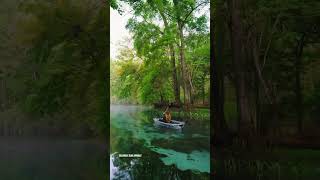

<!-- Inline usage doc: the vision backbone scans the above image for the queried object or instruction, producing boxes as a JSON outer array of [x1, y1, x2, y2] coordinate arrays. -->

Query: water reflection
[[110, 105, 210, 180], [0, 137, 107, 180]]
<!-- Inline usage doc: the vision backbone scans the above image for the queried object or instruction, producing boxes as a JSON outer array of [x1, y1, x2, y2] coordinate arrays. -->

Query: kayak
[[153, 118, 185, 129]]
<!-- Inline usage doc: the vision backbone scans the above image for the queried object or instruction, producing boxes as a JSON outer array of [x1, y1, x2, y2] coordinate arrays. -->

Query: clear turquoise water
[[110, 105, 210, 180]]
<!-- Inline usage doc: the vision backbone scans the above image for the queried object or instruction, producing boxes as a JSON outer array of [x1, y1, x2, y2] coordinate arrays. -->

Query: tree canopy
[[111, 0, 210, 107], [0, 0, 108, 137]]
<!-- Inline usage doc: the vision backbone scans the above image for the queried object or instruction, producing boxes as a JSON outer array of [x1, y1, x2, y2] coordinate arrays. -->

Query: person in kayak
[[163, 107, 172, 123]]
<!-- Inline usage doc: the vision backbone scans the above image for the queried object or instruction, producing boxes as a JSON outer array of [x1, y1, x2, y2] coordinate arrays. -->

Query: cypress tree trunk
[[295, 33, 305, 134], [172, 0, 190, 106], [158, 10, 181, 106], [170, 45, 181, 106], [178, 23, 190, 105], [212, 31, 228, 144], [212, 0, 228, 145], [228, 0, 253, 136]]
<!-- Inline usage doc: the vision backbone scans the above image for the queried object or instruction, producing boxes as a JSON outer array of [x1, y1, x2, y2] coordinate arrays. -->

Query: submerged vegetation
[[0, 0, 108, 137], [110, 105, 210, 179]]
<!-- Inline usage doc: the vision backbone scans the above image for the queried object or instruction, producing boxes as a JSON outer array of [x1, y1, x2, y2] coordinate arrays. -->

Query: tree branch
[[181, 0, 209, 26], [262, 14, 281, 71]]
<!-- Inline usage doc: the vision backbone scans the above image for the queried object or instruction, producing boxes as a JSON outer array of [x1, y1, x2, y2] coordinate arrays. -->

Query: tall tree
[[227, 0, 253, 135], [212, 0, 229, 143], [153, 1, 181, 106]]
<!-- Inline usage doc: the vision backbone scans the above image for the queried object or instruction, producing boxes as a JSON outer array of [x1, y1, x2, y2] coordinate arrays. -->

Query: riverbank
[[0, 106, 107, 138], [214, 147, 320, 179]]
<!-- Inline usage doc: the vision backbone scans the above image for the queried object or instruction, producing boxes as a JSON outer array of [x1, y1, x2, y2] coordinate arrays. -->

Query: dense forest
[[0, 0, 108, 137], [111, 0, 210, 108], [212, 0, 320, 179]]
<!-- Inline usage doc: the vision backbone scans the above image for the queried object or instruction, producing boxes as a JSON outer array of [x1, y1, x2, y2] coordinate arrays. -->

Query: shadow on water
[[0, 137, 107, 180], [110, 105, 210, 180]]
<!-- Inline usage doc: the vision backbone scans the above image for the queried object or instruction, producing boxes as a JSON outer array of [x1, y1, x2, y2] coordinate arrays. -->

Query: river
[[0, 137, 107, 180], [110, 105, 210, 180]]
